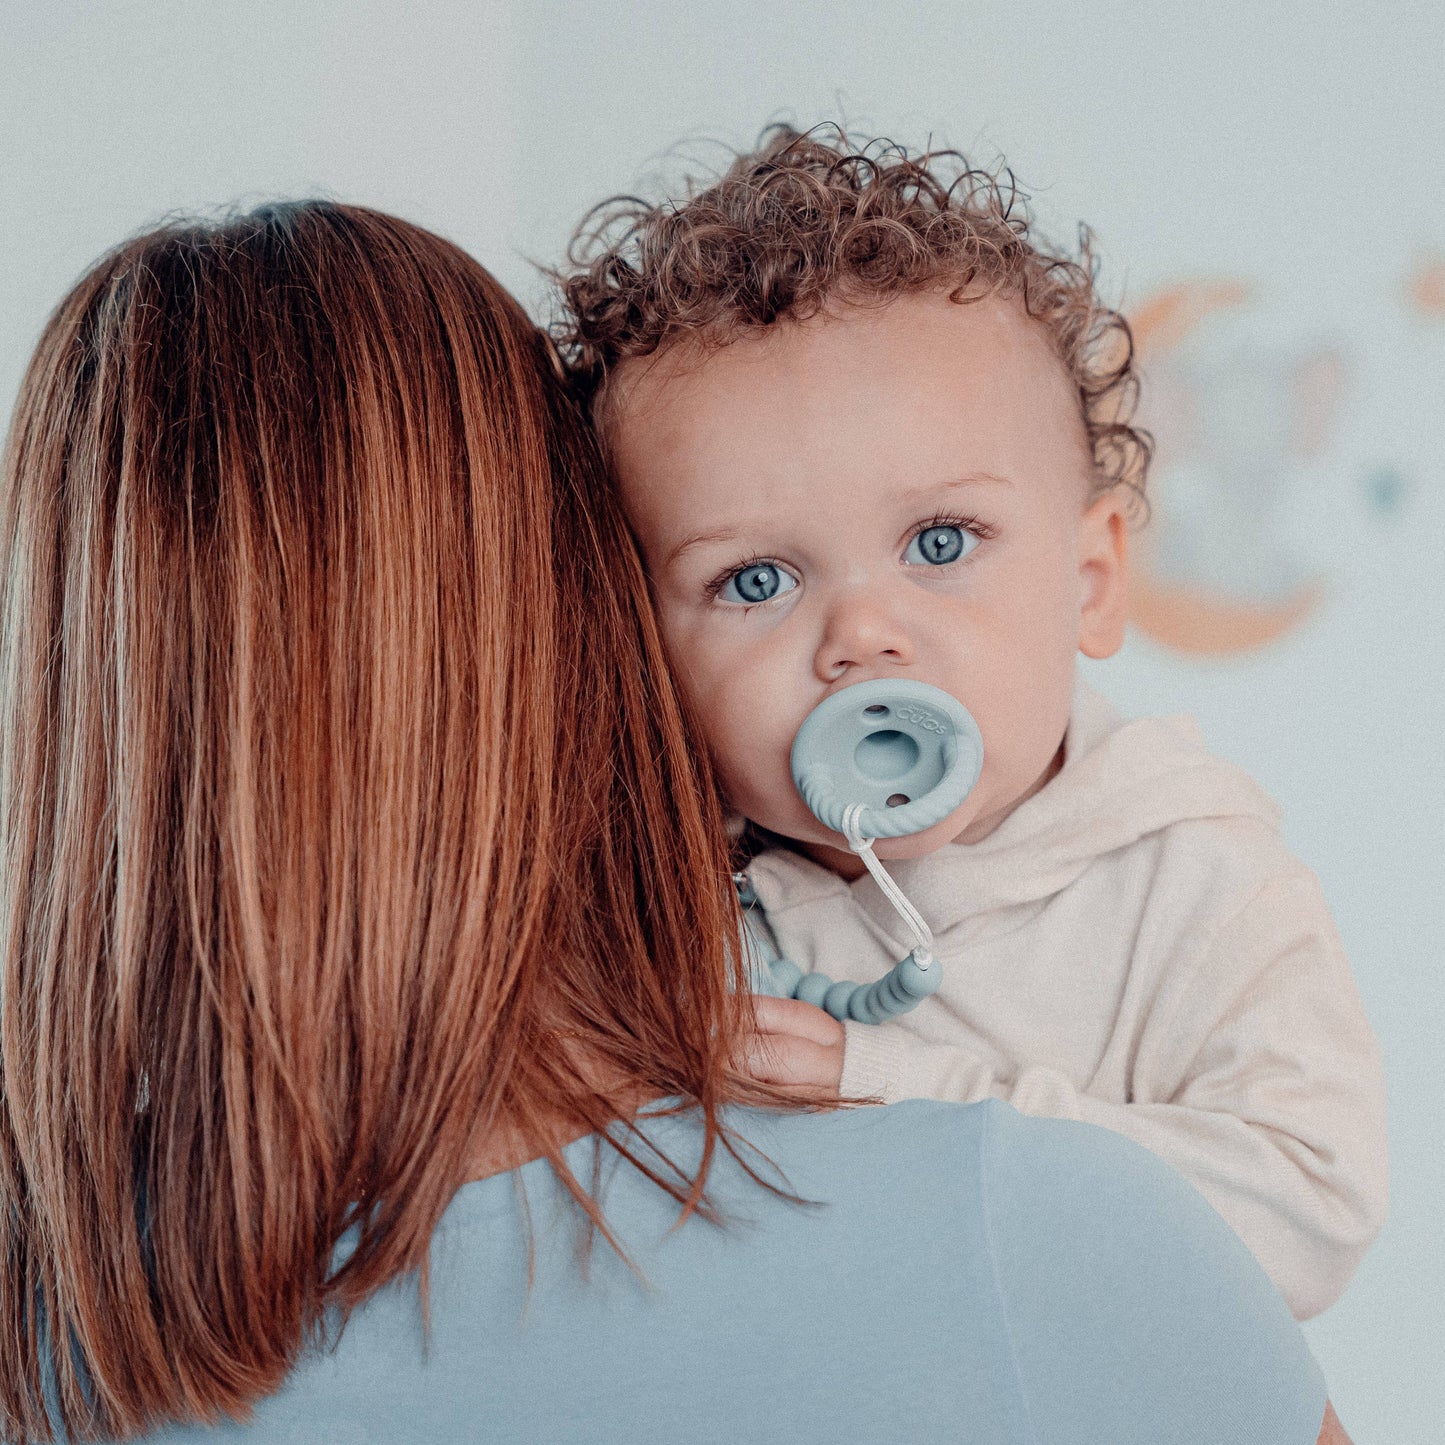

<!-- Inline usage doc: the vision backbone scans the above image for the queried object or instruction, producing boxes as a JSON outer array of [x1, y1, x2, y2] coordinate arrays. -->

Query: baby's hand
[[741, 995, 845, 1096]]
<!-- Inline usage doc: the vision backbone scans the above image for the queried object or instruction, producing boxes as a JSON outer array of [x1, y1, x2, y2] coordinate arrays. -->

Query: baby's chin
[[752, 802, 975, 877]]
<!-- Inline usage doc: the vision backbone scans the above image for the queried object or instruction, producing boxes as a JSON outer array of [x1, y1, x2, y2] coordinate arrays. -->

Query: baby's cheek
[[713, 700, 796, 807], [652, 600, 701, 665], [655, 614, 730, 714], [987, 680, 1072, 794], [660, 622, 806, 821]]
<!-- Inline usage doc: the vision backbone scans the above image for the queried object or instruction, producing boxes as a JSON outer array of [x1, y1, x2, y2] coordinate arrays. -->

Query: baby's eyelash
[[702, 553, 774, 601], [912, 511, 995, 544]]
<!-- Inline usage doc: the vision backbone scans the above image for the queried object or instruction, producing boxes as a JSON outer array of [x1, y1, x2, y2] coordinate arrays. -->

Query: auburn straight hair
[[0, 203, 752, 1440]]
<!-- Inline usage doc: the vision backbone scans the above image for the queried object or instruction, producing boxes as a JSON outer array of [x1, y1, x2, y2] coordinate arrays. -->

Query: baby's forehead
[[609, 291, 1077, 417], [605, 293, 1090, 514]]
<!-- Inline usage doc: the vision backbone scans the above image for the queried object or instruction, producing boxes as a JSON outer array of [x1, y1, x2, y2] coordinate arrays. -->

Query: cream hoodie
[[745, 681, 1387, 1320]]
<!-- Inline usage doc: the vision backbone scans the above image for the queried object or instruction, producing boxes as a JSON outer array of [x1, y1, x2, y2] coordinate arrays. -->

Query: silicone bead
[[896, 950, 942, 999], [794, 972, 833, 1008], [823, 980, 858, 1021], [889, 970, 921, 1010], [769, 957, 803, 997], [878, 981, 905, 1020], [877, 970, 911, 1010], [847, 987, 877, 1023], [861, 985, 892, 1023]]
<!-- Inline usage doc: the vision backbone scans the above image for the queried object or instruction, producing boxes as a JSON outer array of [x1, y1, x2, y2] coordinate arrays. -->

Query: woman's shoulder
[[140, 1099, 1324, 1444], [720, 1099, 1327, 1445], [710, 1094, 1152, 1190], [566, 1095, 1233, 1244], [966, 1103, 1327, 1445]]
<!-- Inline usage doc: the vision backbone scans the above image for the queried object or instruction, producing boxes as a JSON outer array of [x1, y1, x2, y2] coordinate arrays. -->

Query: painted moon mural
[[1411, 256, 1445, 315], [1127, 281, 1334, 657]]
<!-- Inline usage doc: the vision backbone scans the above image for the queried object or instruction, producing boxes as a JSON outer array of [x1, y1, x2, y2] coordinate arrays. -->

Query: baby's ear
[[1077, 489, 1130, 660]]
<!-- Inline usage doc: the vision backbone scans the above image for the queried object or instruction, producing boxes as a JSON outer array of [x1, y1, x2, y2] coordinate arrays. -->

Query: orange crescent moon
[[1410, 257, 1445, 315], [1128, 280, 1328, 656]]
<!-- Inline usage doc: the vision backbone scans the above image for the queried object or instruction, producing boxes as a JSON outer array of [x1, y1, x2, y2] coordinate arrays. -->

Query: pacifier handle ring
[[791, 681, 982, 840]]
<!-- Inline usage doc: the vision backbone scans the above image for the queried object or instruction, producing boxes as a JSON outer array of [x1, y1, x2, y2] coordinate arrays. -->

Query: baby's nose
[[813, 595, 916, 681]]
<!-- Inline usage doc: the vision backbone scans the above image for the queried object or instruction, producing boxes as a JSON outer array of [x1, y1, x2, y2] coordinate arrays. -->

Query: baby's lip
[[817, 673, 960, 705]]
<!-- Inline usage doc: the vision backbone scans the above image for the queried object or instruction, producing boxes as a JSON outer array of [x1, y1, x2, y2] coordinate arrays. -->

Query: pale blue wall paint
[[0, 0, 516, 420]]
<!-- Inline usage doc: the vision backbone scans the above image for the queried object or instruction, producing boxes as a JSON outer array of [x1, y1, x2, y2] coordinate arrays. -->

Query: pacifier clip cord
[[839, 803, 936, 969], [753, 809, 942, 1025]]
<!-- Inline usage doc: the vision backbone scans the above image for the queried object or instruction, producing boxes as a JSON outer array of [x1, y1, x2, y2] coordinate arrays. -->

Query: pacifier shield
[[790, 679, 983, 839]]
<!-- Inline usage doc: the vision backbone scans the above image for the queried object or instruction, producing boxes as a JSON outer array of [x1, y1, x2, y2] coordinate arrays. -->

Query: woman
[[0, 203, 1346, 1443]]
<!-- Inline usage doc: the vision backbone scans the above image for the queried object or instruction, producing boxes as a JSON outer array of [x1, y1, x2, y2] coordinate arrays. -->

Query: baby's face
[[609, 290, 1128, 871]]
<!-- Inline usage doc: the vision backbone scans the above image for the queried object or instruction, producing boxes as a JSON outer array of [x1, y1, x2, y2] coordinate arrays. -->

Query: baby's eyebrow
[[900, 471, 1016, 501], [663, 526, 746, 569], [661, 472, 1014, 569]]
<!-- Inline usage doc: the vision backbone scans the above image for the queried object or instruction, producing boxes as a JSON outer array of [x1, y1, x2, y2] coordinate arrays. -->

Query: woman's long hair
[[0, 203, 754, 1441]]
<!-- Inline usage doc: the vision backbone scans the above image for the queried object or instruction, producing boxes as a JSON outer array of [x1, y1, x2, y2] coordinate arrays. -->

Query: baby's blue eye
[[905, 524, 976, 567], [720, 562, 796, 604]]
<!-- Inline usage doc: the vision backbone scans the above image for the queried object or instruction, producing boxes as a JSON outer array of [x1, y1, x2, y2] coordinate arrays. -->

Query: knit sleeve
[[1073, 869, 1387, 1320], [840, 869, 1388, 1320]]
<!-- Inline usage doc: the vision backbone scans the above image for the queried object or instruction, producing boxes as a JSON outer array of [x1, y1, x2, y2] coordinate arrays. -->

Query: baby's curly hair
[[554, 124, 1150, 505]]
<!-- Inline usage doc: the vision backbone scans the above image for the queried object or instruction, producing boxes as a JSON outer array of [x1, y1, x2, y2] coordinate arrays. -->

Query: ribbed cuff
[[839, 1021, 910, 1104], [1009, 1065, 1084, 1120]]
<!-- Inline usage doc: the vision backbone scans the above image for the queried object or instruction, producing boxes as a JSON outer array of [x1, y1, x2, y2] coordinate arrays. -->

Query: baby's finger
[[751, 994, 846, 1046], [740, 1031, 843, 1093]]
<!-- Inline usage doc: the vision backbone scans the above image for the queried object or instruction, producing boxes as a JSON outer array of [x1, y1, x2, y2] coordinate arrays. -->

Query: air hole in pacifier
[[886, 793, 910, 807], [863, 704, 889, 716], [854, 728, 920, 781]]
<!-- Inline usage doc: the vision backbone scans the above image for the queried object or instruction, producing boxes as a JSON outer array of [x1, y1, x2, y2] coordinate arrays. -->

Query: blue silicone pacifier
[[739, 679, 983, 1025], [790, 678, 983, 841]]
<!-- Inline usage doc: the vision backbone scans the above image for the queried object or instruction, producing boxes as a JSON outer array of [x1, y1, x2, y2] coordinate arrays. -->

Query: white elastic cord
[[840, 803, 935, 968]]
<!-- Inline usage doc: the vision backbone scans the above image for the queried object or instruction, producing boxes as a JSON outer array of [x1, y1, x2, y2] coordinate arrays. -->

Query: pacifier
[[790, 678, 983, 842], [738, 679, 984, 1025]]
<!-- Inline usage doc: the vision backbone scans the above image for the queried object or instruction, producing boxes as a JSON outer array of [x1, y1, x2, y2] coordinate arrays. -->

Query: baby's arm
[[839, 869, 1387, 1321]]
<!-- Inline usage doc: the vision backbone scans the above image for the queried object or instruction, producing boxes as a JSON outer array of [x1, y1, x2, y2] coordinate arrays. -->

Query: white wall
[[1, 0, 515, 412], [4, 2, 1441, 1437]]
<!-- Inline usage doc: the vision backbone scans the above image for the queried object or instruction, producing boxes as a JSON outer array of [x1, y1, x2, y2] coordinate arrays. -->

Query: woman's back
[[143, 1100, 1324, 1444]]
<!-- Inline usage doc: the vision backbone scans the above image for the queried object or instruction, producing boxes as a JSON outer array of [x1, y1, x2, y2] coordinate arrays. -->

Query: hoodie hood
[[747, 679, 1282, 936]]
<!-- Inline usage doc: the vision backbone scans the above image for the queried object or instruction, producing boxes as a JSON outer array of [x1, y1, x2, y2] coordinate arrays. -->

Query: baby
[[554, 126, 1387, 1321]]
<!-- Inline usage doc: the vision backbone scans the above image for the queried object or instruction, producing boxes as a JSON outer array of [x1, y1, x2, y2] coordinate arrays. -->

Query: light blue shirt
[[140, 1098, 1325, 1443]]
